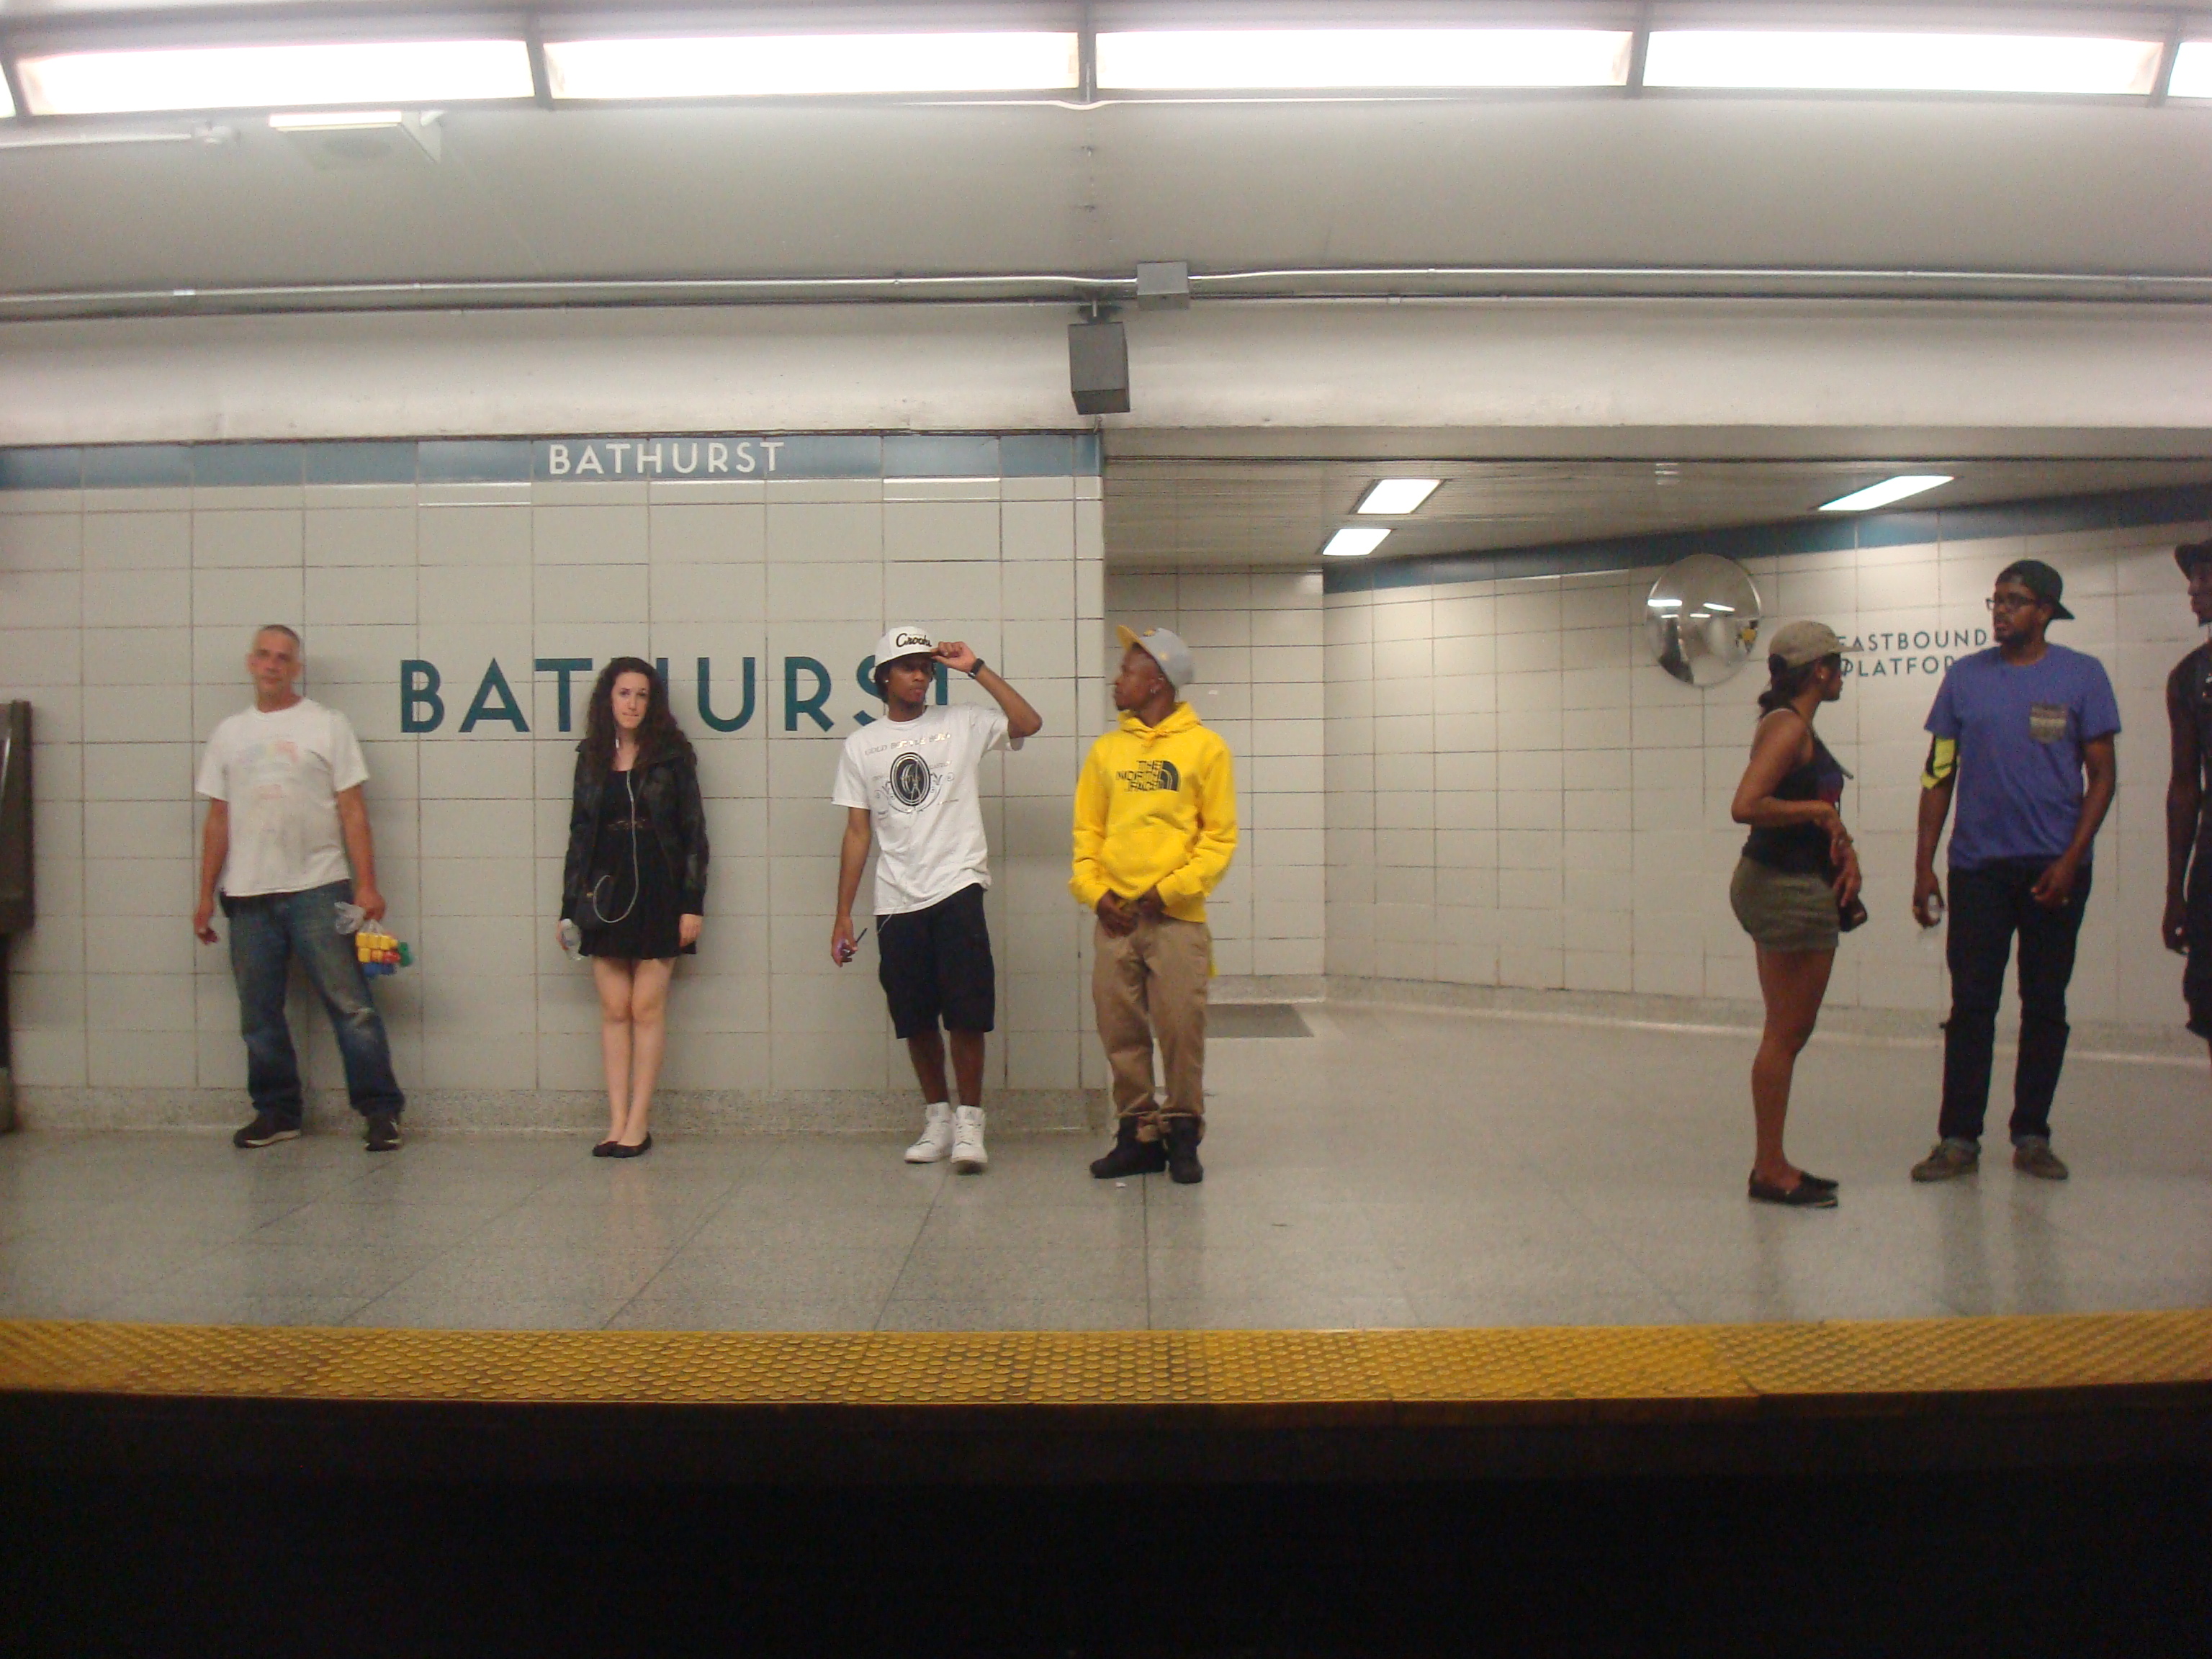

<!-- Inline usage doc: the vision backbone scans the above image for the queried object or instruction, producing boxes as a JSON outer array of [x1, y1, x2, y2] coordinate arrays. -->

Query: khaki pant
[[1092, 914, 1210, 1136]]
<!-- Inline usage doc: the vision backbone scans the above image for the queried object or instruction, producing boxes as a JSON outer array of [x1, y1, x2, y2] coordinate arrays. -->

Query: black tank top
[[1743, 721, 1848, 878]]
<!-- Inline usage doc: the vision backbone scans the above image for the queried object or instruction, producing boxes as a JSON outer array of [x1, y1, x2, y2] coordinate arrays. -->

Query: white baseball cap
[[1116, 624, 1195, 692], [871, 624, 938, 693]]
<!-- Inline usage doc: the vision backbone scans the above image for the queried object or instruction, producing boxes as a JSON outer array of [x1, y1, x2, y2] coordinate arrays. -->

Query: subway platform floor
[[1, 1003, 2206, 1334]]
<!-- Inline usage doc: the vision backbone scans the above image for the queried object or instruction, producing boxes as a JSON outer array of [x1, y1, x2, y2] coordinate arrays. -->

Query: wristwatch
[[966, 658, 987, 678]]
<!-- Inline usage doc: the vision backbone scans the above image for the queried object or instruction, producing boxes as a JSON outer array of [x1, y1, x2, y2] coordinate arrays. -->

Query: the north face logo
[[1115, 759, 1180, 793]]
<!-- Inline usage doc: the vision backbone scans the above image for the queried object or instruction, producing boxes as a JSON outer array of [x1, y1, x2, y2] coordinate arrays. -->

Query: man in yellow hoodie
[[1072, 625, 1238, 1184]]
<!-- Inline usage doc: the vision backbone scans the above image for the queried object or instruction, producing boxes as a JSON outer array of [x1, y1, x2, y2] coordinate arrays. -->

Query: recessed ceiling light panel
[[1097, 29, 1632, 91], [1356, 478, 1441, 515], [1817, 475, 1954, 513], [543, 32, 1080, 99], [1645, 31, 2163, 96], [17, 40, 534, 116], [2170, 42, 2212, 99], [269, 109, 405, 130], [1322, 527, 1392, 559]]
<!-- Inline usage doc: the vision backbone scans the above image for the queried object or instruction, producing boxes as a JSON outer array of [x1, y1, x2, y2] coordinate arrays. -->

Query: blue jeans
[[225, 880, 405, 1124]]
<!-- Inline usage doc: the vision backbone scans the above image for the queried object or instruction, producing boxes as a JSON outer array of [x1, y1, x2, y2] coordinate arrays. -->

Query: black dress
[[577, 769, 691, 960]]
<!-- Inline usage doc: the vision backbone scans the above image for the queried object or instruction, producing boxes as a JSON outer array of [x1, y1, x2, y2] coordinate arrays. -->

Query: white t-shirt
[[194, 698, 370, 898], [832, 703, 1016, 917]]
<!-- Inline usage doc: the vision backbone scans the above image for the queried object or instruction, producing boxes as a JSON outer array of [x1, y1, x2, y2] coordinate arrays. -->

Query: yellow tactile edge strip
[[1, 1311, 2208, 1415]]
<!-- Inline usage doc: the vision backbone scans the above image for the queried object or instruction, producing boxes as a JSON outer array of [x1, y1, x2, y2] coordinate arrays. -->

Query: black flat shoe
[[592, 1140, 619, 1157], [608, 1134, 653, 1159], [1749, 1175, 1837, 1208], [1795, 1171, 1839, 1192]]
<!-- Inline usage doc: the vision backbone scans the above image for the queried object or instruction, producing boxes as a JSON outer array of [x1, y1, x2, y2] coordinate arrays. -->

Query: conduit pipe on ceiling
[[7, 265, 2212, 323]]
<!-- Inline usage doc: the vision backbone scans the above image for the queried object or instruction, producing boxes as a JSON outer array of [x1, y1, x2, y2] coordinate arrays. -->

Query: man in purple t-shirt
[[1910, 561, 2120, 1184]]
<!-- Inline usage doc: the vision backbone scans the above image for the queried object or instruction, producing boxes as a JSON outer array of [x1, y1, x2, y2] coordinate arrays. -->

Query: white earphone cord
[[588, 768, 642, 926]]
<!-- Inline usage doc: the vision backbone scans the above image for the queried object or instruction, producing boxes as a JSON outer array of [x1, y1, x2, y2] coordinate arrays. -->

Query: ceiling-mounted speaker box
[[1069, 320, 1130, 415]]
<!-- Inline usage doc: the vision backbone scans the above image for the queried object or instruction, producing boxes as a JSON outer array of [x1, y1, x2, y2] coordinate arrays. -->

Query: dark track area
[[7, 1465, 2209, 1657]]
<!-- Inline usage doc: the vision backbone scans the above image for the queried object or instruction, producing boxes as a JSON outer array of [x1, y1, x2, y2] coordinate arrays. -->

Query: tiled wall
[[1100, 569, 1326, 984], [1323, 521, 2205, 1033], [1, 467, 1107, 1126]]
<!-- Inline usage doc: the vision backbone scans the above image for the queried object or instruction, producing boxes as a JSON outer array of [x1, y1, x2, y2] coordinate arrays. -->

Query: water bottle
[[557, 917, 584, 958], [1919, 890, 1945, 956]]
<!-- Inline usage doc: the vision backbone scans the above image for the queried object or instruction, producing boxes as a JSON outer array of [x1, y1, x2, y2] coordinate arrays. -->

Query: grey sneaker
[[1911, 1138, 1980, 1182], [2012, 1140, 2069, 1181]]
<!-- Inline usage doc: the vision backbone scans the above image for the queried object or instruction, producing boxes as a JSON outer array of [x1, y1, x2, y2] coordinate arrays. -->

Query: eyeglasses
[[1985, 593, 2044, 613]]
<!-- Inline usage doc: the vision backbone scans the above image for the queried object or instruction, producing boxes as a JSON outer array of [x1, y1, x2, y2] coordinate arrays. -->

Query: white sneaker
[[904, 1102, 954, 1164], [950, 1105, 988, 1174]]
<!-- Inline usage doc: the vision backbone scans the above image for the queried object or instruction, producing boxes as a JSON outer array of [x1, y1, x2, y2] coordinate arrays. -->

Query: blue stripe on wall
[[0, 433, 1103, 490]]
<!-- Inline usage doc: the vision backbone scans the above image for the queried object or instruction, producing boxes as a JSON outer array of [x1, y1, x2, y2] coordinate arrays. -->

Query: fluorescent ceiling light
[[1645, 31, 2162, 95], [1817, 474, 1954, 513], [0, 74, 13, 120], [1356, 478, 1441, 515], [2171, 42, 2212, 99], [544, 32, 1079, 99], [269, 109, 404, 130], [17, 40, 532, 117], [1322, 527, 1391, 559], [1097, 29, 1631, 91]]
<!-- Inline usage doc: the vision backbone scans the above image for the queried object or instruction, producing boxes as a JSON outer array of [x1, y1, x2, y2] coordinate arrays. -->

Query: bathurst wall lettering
[[398, 656, 947, 736]]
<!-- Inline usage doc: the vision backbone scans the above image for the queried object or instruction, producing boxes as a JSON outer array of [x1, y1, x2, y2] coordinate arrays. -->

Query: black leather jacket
[[561, 746, 709, 921]]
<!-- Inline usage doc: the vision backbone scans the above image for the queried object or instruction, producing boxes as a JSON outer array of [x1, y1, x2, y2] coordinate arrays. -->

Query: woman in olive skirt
[[558, 658, 708, 1157], [1727, 621, 1861, 1208]]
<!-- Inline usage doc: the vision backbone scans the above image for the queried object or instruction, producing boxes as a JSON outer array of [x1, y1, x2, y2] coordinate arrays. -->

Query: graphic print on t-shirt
[[831, 703, 1015, 915], [194, 700, 370, 898], [887, 748, 943, 813]]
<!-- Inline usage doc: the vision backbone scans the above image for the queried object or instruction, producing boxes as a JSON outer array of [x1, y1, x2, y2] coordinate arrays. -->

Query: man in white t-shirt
[[831, 625, 1043, 1172], [193, 625, 406, 1152]]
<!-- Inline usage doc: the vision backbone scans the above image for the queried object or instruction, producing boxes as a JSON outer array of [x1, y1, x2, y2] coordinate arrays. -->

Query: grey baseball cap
[[1765, 619, 1844, 669], [1116, 624, 1195, 692]]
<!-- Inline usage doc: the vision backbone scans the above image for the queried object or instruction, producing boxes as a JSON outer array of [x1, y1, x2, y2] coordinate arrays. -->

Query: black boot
[[1089, 1117, 1166, 1179], [1162, 1116, 1205, 1185]]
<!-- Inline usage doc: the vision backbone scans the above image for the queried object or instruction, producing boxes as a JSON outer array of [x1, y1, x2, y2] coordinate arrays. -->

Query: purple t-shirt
[[1925, 644, 2121, 871]]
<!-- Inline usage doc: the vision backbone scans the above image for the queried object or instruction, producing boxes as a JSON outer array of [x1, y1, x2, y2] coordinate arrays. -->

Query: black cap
[[1995, 559, 2073, 622], [2177, 539, 2212, 575]]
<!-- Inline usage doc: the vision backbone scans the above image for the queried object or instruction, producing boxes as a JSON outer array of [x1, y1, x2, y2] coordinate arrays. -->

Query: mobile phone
[[836, 925, 870, 964]]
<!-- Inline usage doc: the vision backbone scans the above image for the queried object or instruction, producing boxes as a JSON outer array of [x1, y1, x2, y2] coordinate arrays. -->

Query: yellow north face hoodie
[[1070, 702, 1238, 923]]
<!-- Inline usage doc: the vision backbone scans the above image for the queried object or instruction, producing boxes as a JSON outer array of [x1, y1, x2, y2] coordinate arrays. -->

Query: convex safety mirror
[[1645, 554, 1763, 686]]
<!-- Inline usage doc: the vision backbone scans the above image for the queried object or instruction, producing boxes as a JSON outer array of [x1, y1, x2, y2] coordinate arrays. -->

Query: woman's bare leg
[[1751, 945, 1835, 1188], [593, 957, 637, 1142], [619, 958, 674, 1146]]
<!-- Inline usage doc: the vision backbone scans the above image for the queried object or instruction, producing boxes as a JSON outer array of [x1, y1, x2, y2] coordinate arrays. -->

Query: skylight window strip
[[541, 32, 1081, 100], [15, 39, 534, 117], [1644, 30, 2164, 96], [1095, 29, 1633, 91]]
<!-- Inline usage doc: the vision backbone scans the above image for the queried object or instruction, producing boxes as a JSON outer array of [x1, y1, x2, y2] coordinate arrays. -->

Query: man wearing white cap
[[1074, 625, 1238, 1184], [832, 626, 1043, 1172]]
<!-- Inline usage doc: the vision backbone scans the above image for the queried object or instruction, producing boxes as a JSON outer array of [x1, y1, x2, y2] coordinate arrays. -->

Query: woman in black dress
[[558, 658, 708, 1157]]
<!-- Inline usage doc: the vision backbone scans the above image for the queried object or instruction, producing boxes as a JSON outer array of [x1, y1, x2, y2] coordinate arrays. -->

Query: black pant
[[1938, 858, 2092, 1146]]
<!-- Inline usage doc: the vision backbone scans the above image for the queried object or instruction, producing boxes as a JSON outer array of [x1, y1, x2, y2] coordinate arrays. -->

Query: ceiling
[[1100, 457, 2212, 567], [6, 67, 2212, 300]]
